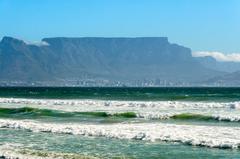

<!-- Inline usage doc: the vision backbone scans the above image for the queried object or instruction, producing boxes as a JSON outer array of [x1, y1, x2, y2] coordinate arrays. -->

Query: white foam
[[0, 143, 39, 159], [1, 98, 240, 122], [0, 143, 97, 159], [0, 119, 240, 149], [0, 98, 238, 109]]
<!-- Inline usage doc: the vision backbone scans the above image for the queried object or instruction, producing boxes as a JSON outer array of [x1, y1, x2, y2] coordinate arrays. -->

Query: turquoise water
[[1, 128, 240, 159], [0, 87, 240, 158]]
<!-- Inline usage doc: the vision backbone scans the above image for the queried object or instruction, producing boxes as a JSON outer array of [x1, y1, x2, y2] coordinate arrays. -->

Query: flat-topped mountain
[[0, 36, 221, 86]]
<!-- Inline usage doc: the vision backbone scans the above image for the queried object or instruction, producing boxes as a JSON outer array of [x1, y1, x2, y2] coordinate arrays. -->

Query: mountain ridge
[[196, 56, 240, 73], [0, 36, 222, 86]]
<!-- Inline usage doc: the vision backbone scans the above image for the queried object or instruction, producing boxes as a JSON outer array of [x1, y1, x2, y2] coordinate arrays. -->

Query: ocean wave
[[1, 119, 240, 149], [1, 98, 240, 110], [0, 107, 136, 119], [1, 106, 240, 122], [0, 144, 97, 159], [1, 98, 240, 122]]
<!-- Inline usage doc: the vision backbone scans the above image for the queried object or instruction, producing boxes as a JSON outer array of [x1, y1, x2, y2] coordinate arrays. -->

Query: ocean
[[0, 87, 240, 159]]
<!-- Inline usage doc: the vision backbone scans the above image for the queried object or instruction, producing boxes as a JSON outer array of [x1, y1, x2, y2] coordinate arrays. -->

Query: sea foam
[[0, 98, 239, 109], [0, 119, 240, 149], [1, 98, 240, 122], [0, 143, 97, 159]]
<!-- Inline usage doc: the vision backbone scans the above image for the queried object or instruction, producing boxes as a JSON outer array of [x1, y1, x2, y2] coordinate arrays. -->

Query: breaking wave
[[0, 107, 137, 119], [0, 144, 97, 159], [0, 119, 240, 149], [0, 106, 240, 122], [1, 98, 240, 109]]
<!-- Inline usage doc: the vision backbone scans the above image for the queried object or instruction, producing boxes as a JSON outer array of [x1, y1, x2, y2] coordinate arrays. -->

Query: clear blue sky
[[0, 0, 239, 52]]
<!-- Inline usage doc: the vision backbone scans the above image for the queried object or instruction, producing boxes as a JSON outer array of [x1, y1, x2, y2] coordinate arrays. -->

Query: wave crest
[[0, 119, 240, 149]]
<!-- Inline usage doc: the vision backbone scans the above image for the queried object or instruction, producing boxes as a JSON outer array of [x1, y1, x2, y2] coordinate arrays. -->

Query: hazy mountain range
[[196, 56, 240, 73], [0, 36, 239, 86], [204, 71, 240, 85]]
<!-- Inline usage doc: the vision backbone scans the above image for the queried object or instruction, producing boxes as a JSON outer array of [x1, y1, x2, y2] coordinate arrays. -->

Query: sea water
[[0, 87, 240, 158]]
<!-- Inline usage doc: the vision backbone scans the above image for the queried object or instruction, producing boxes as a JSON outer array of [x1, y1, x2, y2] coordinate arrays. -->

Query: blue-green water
[[0, 87, 240, 158], [1, 128, 240, 159], [1, 87, 240, 101]]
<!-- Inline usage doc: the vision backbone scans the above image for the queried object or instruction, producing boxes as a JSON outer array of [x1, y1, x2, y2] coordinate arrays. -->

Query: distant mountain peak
[[1, 36, 26, 46]]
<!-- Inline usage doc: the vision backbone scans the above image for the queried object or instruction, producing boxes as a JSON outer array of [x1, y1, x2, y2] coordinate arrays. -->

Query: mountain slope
[[205, 71, 240, 86], [0, 36, 221, 85], [196, 56, 240, 73]]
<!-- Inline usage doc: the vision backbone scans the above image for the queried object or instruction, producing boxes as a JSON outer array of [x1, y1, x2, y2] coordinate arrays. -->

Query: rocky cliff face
[[0, 36, 221, 84]]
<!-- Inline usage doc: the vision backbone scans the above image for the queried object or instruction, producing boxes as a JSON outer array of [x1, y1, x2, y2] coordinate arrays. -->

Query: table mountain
[[0, 36, 221, 85]]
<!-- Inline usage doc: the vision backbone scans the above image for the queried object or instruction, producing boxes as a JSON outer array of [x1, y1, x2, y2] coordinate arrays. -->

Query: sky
[[0, 0, 240, 55]]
